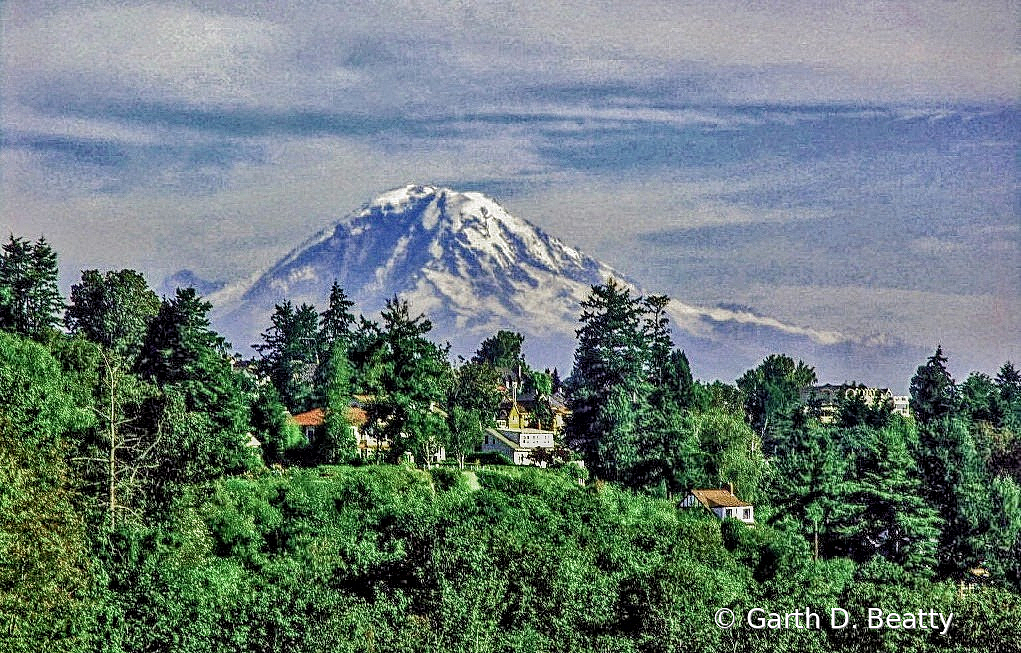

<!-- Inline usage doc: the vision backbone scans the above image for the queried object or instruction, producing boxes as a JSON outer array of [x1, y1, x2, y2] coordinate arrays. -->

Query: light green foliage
[[249, 381, 304, 464], [682, 407, 764, 501], [446, 358, 501, 468], [0, 332, 99, 651], [54, 336, 160, 533]]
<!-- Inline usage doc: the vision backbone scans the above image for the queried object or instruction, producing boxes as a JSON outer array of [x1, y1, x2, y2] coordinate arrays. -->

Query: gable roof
[[292, 408, 325, 427], [690, 489, 752, 509], [291, 406, 368, 428]]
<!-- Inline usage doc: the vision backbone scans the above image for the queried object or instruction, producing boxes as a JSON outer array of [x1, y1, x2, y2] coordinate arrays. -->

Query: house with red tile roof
[[290, 405, 370, 450]]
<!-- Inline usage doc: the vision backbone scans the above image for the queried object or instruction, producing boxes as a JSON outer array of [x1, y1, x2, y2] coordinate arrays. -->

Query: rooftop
[[690, 488, 752, 509]]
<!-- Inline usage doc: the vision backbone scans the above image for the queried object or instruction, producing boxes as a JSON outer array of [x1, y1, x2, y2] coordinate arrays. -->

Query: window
[[743, 508, 751, 520]]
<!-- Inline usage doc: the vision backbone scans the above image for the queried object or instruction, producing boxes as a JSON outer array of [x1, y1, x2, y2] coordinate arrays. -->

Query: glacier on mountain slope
[[210, 184, 920, 384]]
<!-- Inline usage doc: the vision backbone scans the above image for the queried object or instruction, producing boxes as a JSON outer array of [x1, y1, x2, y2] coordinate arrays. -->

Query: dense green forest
[[2, 235, 1020, 652]]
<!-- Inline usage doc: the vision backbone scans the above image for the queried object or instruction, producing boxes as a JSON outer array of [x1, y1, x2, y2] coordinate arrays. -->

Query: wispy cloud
[[1, 1, 1017, 384]]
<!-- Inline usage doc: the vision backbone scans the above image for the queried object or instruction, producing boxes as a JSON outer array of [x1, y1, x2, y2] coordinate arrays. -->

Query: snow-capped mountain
[[210, 185, 921, 383]]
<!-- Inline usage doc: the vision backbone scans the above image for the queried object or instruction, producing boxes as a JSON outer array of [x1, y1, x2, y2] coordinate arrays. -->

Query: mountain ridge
[[207, 184, 922, 386]]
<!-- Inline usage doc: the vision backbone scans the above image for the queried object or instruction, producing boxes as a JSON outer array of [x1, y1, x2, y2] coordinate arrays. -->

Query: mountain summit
[[210, 184, 920, 382], [216, 185, 615, 352]]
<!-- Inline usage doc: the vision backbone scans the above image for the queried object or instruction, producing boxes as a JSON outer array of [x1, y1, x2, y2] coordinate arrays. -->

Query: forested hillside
[[2, 234, 1020, 652]]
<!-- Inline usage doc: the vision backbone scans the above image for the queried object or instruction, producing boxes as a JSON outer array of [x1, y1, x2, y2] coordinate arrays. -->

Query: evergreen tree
[[986, 474, 1021, 589], [643, 294, 673, 390], [567, 279, 651, 484], [361, 297, 451, 464], [136, 288, 229, 388], [996, 362, 1021, 432], [960, 372, 1004, 426], [766, 421, 851, 561], [319, 281, 357, 352], [834, 422, 941, 572], [65, 268, 160, 359], [314, 281, 358, 405], [909, 345, 957, 425], [0, 235, 64, 339], [321, 342, 357, 463], [917, 417, 996, 574], [837, 389, 893, 430], [136, 288, 256, 490], [255, 301, 320, 412]]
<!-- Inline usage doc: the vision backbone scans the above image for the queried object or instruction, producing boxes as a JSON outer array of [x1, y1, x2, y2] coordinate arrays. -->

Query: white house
[[680, 487, 755, 524], [481, 427, 556, 466], [800, 383, 900, 423]]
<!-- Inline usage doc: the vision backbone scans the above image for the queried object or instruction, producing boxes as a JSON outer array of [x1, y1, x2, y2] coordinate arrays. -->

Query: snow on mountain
[[210, 184, 921, 384]]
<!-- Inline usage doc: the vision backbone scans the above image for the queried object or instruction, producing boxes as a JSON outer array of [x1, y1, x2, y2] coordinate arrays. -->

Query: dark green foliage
[[467, 451, 514, 466], [765, 420, 851, 560], [66, 269, 160, 359], [567, 279, 653, 484], [86, 466, 1015, 653], [917, 417, 996, 574], [255, 301, 321, 412], [136, 288, 230, 388], [136, 288, 258, 492], [836, 389, 893, 430], [359, 297, 452, 464], [321, 343, 357, 463], [0, 235, 64, 339], [472, 329, 527, 371], [909, 345, 958, 425], [736, 354, 817, 449], [318, 280, 356, 354], [997, 362, 1021, 432], [832, 423, 941, 572]]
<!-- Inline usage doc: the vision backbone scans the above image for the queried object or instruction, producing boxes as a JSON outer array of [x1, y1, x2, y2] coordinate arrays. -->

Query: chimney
[[728, 482, 734, 495]]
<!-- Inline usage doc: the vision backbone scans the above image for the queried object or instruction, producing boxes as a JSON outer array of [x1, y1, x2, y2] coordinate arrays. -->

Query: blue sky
[[2, 1, 1018, 385]]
